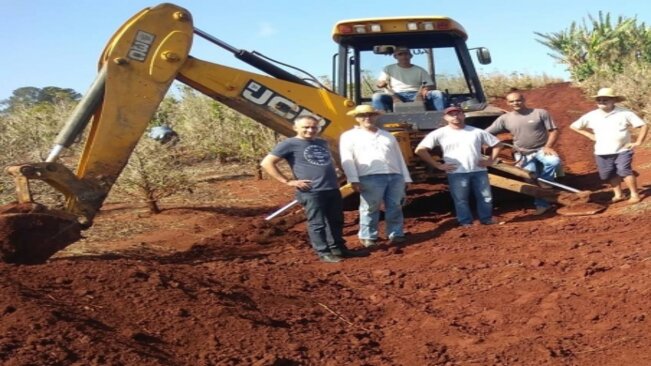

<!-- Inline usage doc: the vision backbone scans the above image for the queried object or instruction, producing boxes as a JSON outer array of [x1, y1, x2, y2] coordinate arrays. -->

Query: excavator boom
[[1, 4, 357, 263], [10, 4, 356, 224]]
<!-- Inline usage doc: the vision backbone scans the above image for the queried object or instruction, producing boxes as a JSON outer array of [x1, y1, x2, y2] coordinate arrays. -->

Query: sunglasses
[[596, 98, 613, 103]]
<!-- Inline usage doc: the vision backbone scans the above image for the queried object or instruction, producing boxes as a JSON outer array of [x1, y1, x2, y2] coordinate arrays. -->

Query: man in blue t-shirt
[[261, 116, 364, 263]]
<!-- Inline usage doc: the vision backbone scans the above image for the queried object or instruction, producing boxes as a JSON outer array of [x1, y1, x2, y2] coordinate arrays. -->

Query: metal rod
[[193, 27, 239, 53], [47, 65, 107, 162], [193, 27, 310, 87], [538, 177, 581, 193], [264, 199, 299, 221]]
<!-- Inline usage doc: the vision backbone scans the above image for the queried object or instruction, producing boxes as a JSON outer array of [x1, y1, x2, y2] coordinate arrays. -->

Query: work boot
[[360, 239, 377, 248], [318, 253, 343, 263], [331, 247, 368, 258]]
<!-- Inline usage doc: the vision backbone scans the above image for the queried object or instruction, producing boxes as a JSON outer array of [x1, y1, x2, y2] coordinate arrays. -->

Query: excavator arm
[[1, 3, 357, 263]]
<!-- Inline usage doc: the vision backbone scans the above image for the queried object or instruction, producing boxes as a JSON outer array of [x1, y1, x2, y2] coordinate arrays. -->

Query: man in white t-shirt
[[340, 105, 413, 247], [372, 47, 445, 112], [570, 88, 648, 204], [415, 106, 502, 227]]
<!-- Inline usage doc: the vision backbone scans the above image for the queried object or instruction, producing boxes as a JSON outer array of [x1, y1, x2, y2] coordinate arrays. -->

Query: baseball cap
[[443, 106, 463, 114]]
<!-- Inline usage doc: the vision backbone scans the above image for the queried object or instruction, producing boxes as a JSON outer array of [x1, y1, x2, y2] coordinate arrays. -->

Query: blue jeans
[[515, 150, 561, 208], [358, 174, 406, 240], [295, 189, 345, 256], [372, 90, 445, 111], [447, 171, 493, 225]]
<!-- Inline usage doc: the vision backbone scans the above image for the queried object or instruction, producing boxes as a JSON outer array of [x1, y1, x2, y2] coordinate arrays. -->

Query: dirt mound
[[2, 83, 651, 365]]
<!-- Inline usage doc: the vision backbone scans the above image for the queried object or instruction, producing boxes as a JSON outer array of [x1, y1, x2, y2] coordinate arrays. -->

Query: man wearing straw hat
[[570, 87, 648, 204], [340, 105, 413, 247]]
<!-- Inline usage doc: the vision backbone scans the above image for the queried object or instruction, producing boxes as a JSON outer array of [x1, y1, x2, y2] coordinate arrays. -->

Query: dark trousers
[[296, 189, 346, 255]]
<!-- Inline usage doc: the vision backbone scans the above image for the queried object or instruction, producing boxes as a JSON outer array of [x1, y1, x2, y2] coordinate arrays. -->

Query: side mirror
[[476, 47, 492, 65]]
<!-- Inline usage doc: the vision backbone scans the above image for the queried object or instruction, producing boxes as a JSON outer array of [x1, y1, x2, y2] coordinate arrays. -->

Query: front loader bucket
[[554, 191, 606, 215], [556, 202, 606, 216], [0, 203, 82, 264], [488, 162, 607, 216]]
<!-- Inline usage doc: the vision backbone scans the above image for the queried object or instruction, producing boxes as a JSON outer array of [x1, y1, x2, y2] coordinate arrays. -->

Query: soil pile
[[2, 83, 651, 365]]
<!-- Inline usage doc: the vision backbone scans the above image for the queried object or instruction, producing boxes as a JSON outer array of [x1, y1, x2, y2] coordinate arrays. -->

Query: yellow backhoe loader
[[0, 3, 600, 264]]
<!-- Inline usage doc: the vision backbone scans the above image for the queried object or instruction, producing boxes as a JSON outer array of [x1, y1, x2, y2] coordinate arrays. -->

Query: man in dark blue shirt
[[261, 116, 363, 263]]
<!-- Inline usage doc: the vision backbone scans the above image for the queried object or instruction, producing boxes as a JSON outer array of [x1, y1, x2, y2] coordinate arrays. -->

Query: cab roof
[[332, 16, 468, 44]]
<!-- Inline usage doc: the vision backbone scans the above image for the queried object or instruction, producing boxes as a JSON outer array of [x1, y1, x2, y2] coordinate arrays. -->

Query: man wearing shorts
[[570, 88, 648, 204]]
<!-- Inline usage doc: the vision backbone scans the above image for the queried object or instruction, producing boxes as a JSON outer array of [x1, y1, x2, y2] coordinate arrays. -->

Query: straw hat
[[346, 105, 382, 117], [591, 88, 626, 102]]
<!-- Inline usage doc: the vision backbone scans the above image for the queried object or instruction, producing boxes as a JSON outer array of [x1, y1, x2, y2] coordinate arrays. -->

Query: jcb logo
[[127, 31, 155, 62], [241, 81, 330, 129]]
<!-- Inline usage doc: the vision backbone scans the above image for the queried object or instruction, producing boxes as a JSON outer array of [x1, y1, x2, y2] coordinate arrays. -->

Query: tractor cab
[[332, 16, 499, 131]]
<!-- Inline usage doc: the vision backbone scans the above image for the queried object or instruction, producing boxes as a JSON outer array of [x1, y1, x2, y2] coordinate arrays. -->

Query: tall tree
[[1, 86, 81, 112]]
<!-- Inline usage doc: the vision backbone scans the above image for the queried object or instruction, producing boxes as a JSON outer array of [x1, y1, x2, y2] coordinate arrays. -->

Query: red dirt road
[[2, 83, 651, 365]]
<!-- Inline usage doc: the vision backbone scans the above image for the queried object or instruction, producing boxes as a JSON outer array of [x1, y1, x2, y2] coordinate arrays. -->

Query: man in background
[[570, 87, 648, 204], [372, 47, 445, 112], [486, 92, 561, 215]]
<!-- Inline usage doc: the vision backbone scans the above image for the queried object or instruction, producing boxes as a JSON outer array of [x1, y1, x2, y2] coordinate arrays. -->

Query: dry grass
[[578, 61, 651, 118]]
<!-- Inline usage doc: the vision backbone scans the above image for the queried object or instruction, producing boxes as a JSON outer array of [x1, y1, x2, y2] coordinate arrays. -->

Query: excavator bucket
[[555, 191, 606, 215], [556, 202, 606, 216], [538, 179, 607, 215], [488, 162, 607, 216], [0, 203, 82, 264]]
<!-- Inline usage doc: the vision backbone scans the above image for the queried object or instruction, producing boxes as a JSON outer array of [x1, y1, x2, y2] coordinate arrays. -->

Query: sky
[[1, 0, 650, 101]]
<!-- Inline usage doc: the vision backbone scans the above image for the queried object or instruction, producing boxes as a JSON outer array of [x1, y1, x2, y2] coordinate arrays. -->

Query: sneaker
[[534, 206, 552, 215], [331, 247, 368, 258], [318, 253, 343, 263], [360, 239, 378, 248], [480, 219, 498, 225], [388, 236, 406, 244]]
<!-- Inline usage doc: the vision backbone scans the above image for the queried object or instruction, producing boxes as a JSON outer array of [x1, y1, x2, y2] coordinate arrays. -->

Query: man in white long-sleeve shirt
[[340, 105, 413, 247]]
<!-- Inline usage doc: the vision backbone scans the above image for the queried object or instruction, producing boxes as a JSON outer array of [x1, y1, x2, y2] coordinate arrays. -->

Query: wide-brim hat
[[591, 87, 625, 102], [346, 105, 382, 117]]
